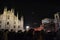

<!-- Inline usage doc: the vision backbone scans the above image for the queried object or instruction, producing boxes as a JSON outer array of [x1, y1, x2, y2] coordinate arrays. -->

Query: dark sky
[[0, 0, 60, 27]]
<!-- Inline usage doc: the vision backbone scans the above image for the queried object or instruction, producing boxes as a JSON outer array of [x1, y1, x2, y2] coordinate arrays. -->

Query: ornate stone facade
[[0, 7, 24, 32]]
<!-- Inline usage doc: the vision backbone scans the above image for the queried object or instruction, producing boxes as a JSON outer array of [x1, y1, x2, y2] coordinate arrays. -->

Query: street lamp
[[26, 26, 30, 31]]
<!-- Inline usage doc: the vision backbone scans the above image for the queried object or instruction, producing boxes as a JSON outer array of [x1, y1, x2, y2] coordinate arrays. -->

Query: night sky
[[0, 0, 60, 28]]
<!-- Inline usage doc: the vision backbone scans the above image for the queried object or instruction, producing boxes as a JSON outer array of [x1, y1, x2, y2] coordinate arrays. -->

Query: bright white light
[[26, 26, 30, 29], [26, 26, 30, 31]]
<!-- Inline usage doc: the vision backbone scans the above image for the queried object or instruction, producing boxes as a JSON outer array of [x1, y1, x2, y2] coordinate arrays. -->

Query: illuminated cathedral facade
[[0, 7, 24, 32]]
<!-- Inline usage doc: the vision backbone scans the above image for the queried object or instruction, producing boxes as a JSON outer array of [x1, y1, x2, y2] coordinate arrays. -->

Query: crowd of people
[[0, 18, 60, 40], [0, 28, 59, 40]]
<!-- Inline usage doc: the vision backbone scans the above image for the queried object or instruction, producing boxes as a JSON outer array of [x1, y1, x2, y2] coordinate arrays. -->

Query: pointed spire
[[55, 12, 59, 20], [20, 16, 24, 32], [21, 16, 23, 20], [11, 9, 14, 15], [3, 7, 7, 14], [17, 12, 18, 19], [21, 16, 23, 24], [11, 9, 14, 13], [56, 13, 60, 21], [4, 7, 7, 11]]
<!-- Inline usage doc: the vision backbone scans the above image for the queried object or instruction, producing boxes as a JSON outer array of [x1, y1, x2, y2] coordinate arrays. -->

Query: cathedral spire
[[17, 12, 18, 19], [54, 13, 59, 20], [11, 9, 14, 15], [3, 7, 7, 14], [4, 7, 7, 11], [11, 9, 14, 13], [20, 16, 24, 32]]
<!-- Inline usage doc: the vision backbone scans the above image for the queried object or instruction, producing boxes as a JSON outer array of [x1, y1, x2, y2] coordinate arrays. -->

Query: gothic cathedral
[[0, 7, 24, 32]]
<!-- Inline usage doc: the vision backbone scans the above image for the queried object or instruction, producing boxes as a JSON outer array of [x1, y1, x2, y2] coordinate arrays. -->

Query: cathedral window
[[7, 15, 10, 19], [18, 26, 20, 28], [14, 26, 15, 28], [7, 22, 9, 25], [8, 17, 9, 19], [0, 21, 1, 24], [0, 25, 1, 28]]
